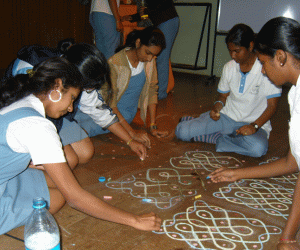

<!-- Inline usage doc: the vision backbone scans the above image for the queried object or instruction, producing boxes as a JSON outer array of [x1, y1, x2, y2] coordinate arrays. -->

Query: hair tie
[[26, 69, 36, 78]]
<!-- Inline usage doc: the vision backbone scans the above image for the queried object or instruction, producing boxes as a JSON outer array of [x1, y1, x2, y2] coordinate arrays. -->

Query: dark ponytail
[[63, 43, 110, 90], [57, 38, 75, 54], [115, 26, 166, 53], [226, 24, 255, 49], [0, 57, 83, 110], [255, 17, 300, 61]]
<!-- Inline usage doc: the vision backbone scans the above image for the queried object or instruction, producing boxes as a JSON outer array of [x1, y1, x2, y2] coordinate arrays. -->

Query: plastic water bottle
[[24, 197, 60, 250]]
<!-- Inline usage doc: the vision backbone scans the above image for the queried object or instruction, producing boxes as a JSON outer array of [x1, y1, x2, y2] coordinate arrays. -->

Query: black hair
[[0, 57, 83, 110], [226, 24, 255, 49], [57, 38, 75, 54], [255, 17, 300, 61], [62, 43, 111, 90], [115, 27, 166, 53]]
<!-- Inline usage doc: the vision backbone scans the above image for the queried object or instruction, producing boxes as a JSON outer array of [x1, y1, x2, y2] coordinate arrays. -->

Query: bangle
[[214, 100, 224, 107], [278, 239, 297, 244], [127, 138, 133, 145]]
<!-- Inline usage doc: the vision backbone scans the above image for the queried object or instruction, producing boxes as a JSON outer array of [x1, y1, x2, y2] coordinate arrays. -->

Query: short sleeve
[[79, 90, 118, 129], [217, 61, 232, 94], [263, 78, 282, 99], [7, 116, 66, 165]]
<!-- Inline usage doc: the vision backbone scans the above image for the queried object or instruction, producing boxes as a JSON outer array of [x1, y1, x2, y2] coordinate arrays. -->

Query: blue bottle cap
[[33, 197, 46, 209], [98, 177, 106, 182]]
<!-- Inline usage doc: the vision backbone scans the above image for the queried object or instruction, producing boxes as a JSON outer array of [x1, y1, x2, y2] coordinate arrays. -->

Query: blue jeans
[[157, 17, 180, 100], [90, 12, 121, 59], [175, 111, 268, 157]]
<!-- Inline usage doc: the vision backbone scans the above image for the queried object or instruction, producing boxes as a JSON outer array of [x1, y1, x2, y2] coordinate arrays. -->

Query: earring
[[280, 62, 284, 66], [49, 90, 62, 102]]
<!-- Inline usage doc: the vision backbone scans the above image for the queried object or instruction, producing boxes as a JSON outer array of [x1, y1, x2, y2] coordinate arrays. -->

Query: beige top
[[105, 48, 158, 123]]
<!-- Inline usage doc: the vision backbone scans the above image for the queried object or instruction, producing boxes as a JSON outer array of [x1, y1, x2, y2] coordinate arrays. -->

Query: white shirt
[[1, 95, 66, 165], [78, 90, 117, 128], [288, 75, 300, 169], [90, 0, 120, 15], [218, 58, 282, 136], [126, 51, 144, 76], [12, 60, 118, 129]]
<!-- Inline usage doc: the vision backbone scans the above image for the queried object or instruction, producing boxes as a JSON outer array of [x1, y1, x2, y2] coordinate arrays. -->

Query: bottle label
[[25, 243, 61, 250]]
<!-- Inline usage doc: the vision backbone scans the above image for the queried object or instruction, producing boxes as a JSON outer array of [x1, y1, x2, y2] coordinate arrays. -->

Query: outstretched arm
[[45, 162, 161, 231], [209, 149, 298, 183], [107, 122, 147, 160], [112, 106, 151, 148], [277, 174, 300, 248]]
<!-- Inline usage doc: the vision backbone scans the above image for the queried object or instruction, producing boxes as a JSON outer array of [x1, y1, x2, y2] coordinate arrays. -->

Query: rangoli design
[[213, 179, 294, 220], [105, 151, 242, 209], [153, 200, 281, 250]]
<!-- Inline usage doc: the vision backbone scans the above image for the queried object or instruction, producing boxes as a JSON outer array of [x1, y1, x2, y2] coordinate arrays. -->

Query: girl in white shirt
[[209, 17, 300, 249], [0, 57, 161, 234]]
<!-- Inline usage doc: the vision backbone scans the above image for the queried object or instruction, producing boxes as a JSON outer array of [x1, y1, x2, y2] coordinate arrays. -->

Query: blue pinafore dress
[[117, 68, 146, 124], [0, 107, 50, 235]]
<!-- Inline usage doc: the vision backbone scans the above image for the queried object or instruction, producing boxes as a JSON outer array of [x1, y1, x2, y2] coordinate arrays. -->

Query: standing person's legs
[[157, 17, 180, 100], [90, 12, 121, 59]]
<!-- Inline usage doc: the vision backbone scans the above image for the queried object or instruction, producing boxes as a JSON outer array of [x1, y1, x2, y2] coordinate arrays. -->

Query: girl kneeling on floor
[[0, 57, 161, 235], [101, 27, 169, 145]]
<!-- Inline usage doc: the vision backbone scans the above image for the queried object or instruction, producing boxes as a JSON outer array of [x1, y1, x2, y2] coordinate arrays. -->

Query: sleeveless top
[[0, 107, 50, 234]]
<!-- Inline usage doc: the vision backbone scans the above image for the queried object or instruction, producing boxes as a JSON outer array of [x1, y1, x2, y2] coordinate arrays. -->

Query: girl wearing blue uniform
[[176, 24, 281, 157], [4, 43, 148, 161], [0, 57, 161, 235], [102, 27, 169, 141], [210, 17, 300, 249]]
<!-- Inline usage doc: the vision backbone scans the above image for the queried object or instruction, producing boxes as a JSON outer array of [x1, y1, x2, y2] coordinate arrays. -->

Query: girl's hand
[[150, 128, 169, 138], [128, 140, 147, 161], [209, 167, 240, 183], [210, 109, 221, 121], [236, 124, 256, 136], [132, 212, 162, 231], [131, 131, 151, 148], [277, 242, 300, 250]]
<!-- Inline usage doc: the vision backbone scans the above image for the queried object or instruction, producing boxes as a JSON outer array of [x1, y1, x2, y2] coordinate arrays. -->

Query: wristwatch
[[150, 124, 158, 130], [250, 122, 259, 132]]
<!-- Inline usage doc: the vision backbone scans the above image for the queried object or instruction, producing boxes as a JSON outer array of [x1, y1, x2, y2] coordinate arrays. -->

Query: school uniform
[[288, 75, 300, 169], [106, 48, 158, 125], [73, 89, 118, 137], [175, 59, 282, 157], [0, 95, 65, 234], [3, 45, 119, 141]]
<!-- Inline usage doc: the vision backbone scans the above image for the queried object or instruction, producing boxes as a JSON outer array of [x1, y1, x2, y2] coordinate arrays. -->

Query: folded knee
[[175, 124, 191, 141], [246, 139, 268, 157]]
